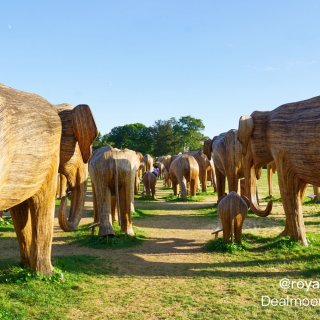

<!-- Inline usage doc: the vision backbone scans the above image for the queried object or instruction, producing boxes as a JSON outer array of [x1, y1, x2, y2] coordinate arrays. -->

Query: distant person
[[152, 166, 160, 177]]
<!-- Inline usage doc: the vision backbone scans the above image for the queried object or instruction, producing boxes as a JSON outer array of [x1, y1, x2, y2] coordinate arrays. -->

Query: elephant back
[[0, 84, 61, 209], [169, 154, 199, 180], [218, 191, 248, 217]]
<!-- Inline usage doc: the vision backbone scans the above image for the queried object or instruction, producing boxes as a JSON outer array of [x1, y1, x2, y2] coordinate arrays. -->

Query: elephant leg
[[172, 176, 178, 195], [211, 169, 217, 192], [151, 182, 156, 199], [179, 177, 187, 200], [190, 180, 195, 196], [57, 174, 67, 199], [221, 214, 231, 243], [119, 183, 134, 236], [313, 185, 320, 202], [134, 174, 139, 195], [227, 174, 238, 194], [26, 165, 58, 275], [92, 182, 99, 224], [234, 213, 244, 243], [98, 187, 115, 237], [145, 182, 150, 197], [277, 161, 308, 245], [267, 166, 273, 197], [201, 170, 207, 192], [111, 196, 117, 222], [215, 170, 226, 202], [10, 202, 32, 268]]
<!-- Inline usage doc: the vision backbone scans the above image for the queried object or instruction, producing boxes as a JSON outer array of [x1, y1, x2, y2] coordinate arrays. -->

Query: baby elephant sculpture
[[218, 191, 249, 243], [142, 171, 157, 198]]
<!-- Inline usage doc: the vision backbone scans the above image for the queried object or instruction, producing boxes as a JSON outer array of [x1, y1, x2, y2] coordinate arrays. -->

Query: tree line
[[94, 115, 208, 156]]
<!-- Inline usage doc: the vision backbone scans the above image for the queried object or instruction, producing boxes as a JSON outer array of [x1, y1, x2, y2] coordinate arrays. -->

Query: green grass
[[163, 194, 206, 202], [131, 208, 151, 219], [0, 217, 14, 234], [66, 222, 147, 249], [0, 255, 115, 320], [2, 172, 320, 319]]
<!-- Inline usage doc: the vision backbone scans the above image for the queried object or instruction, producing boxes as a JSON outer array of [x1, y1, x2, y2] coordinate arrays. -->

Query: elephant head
[[238, 113, 273, 217], [56, 103, 98, 231]]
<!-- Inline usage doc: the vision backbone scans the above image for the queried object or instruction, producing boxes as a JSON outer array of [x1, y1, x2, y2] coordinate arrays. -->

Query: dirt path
[[51, 180, 286, 278], [51, 180, 222, 276]]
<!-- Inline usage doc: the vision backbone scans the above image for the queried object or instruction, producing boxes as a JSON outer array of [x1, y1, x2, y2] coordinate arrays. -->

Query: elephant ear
[[238, 115, 254, 155], [72, 104, 98, 163], [203, 139, 213, 160]]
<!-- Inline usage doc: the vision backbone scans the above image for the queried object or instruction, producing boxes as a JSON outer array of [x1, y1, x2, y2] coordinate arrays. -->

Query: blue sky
[[1, 1, 320, 138]]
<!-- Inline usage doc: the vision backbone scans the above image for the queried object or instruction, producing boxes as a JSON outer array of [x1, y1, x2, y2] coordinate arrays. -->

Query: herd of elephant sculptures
[[1, 82, 320, 275]]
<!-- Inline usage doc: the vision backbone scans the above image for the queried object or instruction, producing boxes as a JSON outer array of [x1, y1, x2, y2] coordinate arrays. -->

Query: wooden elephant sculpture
[[238, 95, 320, 246], [134, 152, 144, 195], [143, 154, 154, 171], [0, 83, 61, 275], [157, 155, 172, 174], [56, 103, 98, 232], [89, 147, 141, 236], [207, 159, 217, 192], [142, 171, 157, 198], [267, 160, 320, 202], [169, 154, 199, 200], [203, 130, 244, 202], [218, 191, 249, 243], [186, 150, 211, 192], [163, 168, 172, 187]]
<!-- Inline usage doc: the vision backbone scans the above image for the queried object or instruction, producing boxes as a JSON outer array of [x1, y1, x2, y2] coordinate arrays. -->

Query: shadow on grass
[[205, 232, 320, 254], [53, 233, 320, 278], [2, 234, 320, 281], [66, 223, 147, 250]]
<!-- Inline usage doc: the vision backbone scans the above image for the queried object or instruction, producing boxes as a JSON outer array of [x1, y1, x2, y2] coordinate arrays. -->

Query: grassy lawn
[[1, 169, 320, 319]]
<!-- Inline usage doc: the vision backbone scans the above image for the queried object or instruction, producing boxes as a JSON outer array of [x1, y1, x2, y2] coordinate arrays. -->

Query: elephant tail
[[114, 158, 121, 227]]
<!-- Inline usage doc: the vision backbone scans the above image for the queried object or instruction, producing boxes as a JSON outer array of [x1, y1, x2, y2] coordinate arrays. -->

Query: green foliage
[[107, 123, 153, 154], [94, 115, 206, 156], [151, 118, 177, 156], [93, 132, 111, 150], [173, 115, 205, 152]]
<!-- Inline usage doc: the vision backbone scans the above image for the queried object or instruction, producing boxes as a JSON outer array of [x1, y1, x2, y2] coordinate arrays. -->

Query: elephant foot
[[31, 257, 53, 276], [278, 227, 308, 246], [278, 227, 289, 237], [300, 237, 308, 247], [124, 226, 135, 236], [98, 224, 115, 237]]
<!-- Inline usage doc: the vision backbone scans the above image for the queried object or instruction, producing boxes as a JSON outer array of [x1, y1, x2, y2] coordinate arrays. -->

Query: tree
[[107, 123, 153, 154], [93, 132, 111, 150], [151, 118, 177, 156], [151, 116, 205, 156], [95, 115, 206, 157], [174, 116, 205, 152]]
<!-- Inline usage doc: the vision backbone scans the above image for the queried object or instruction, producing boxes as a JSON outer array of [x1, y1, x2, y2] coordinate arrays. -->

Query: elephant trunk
[[58, 170, 87, 231], [246, 162, 272, 217]]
